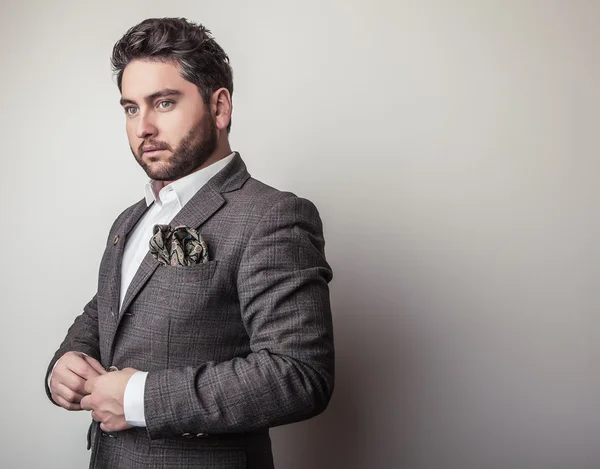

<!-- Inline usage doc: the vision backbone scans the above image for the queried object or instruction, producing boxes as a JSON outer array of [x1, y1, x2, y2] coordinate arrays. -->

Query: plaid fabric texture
[[46, 153, 334, 469]]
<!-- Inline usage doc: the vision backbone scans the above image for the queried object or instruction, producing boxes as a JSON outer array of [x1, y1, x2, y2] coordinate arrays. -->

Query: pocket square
[[149, 224, 209, 266]]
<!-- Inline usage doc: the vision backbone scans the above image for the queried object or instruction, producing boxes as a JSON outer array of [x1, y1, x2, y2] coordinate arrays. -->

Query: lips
[[143, 150, 166, 159], [141, 145, 168, 158]]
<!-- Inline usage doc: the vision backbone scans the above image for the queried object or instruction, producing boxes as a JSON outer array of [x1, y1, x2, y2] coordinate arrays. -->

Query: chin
[[141, 162, 173, 181]]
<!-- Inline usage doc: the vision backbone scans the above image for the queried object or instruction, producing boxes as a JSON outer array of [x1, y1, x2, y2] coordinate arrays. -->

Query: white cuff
[[123, 371, 148, 427]]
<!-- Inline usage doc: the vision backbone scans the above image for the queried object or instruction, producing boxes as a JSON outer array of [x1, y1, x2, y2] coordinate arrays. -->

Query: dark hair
[[111, 17, 234, 132]]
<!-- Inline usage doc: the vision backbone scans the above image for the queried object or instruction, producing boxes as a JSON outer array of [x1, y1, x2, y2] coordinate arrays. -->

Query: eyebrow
[[120, 89, 183, 107]]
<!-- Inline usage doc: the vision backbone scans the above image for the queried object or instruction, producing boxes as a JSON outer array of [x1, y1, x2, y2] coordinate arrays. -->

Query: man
[[45, 17, 334, 469]]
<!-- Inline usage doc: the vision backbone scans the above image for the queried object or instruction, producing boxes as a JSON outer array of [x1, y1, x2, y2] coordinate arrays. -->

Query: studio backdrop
[[1, 1, 599, 468]]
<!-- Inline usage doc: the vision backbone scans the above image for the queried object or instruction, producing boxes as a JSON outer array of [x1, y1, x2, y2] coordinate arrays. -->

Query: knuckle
[[62, 390, 73, 403], [63, 351, 78, 363], [64, 389, 79, 403], [73, 378, 86, 393], [60, 399, 74, 410]]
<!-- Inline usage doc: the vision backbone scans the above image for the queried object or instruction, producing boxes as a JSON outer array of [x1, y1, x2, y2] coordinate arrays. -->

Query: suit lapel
[[107, 199, 150, 319], [116, 153, 250, 321]]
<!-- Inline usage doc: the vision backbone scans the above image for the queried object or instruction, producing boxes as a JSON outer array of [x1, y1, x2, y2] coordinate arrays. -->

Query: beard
[[131, 112, 218, 182]]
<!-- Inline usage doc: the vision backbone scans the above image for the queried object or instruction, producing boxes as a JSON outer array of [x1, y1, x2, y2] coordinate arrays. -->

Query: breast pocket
[[153, 260, 219, 285], [145, 259, 243, 367], [148, 260, 220, 320]]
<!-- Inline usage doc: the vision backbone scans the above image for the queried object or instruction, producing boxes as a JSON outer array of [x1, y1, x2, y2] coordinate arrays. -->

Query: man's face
[[120, 59, 217, 183]]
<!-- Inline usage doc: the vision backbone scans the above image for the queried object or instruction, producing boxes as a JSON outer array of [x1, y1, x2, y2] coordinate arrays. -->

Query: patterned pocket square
[[149, 224, 209, 266]]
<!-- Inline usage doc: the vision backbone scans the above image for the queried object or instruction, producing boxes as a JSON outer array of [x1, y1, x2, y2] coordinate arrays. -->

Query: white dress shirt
[[122, 153, 235, 427], [49, 153, 235, 427]]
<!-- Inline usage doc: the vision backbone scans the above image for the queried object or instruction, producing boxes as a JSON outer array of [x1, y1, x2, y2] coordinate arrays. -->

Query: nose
[[135, 112, 157, 139]]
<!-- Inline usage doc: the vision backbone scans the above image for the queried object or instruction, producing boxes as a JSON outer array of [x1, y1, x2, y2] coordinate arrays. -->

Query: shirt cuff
[[123, 371, 148, 427]]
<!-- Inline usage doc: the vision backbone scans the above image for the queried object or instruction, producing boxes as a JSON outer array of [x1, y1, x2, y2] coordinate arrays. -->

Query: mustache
[[138, 140, 172, 154]]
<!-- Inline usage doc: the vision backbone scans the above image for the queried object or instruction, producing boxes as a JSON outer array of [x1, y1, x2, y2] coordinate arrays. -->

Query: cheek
[[157, 114, 191, 146], [125, 122, 140, 147]]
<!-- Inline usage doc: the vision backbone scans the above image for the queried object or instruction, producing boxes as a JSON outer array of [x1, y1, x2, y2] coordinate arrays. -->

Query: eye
[[158, 101, 173, 109], [125, 106, 138, 116]]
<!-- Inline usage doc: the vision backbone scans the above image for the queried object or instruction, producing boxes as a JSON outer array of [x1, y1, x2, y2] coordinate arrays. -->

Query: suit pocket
[[153, 260, 219, 285], [150, 259, 221, 322]]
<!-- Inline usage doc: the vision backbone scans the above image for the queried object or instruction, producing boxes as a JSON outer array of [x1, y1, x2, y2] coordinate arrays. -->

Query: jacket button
[[196, 433, 208, 438], [108, 365, 119, 372], [113, 235, 119, 245]]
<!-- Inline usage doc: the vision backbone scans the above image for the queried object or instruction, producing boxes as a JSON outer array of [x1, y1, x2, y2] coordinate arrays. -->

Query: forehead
[[121, 59, 197, 98]]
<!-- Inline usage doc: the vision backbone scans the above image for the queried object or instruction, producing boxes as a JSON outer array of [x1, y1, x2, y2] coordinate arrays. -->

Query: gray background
[[1, 1, 599, 468]]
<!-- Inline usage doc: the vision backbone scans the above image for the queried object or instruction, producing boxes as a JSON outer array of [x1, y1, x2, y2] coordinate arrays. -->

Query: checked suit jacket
[[45, 153, 335, 469]]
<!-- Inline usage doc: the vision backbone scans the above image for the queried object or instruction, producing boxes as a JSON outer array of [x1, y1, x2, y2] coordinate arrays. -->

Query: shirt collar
[[144, 152, 236, 207]]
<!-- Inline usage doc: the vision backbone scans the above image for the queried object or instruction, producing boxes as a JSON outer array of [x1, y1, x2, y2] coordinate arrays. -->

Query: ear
[[211, 88, 232, 131]]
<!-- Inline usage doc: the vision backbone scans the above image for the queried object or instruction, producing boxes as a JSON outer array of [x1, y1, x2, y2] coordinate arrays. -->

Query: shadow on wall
[[271, 275, 417, 469]]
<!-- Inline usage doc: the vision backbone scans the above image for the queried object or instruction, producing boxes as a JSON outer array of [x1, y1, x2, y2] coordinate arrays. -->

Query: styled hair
[[111, 18, 234, 132]]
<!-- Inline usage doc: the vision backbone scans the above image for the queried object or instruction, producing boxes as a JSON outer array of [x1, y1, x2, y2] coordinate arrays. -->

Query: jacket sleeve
[[44, 294, 101, 405], [143, 194, 335, 439]]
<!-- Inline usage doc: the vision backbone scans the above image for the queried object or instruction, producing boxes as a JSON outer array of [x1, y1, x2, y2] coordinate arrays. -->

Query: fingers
[[80, 394, 93, 411], [52, 387, 83, 411], [82, 355, 107, 376], [56, 370, 88, 395], [84, 378, 93, 395], [52, 381, 86, 404], [84, 398, 131, 433], [52, 360, 89, 395], [65, 354, 103, 381], [91, 409, 113, 423], [50, 369, 87, 411], [99, 417, 131, 433], [51, 352, 105, 411]]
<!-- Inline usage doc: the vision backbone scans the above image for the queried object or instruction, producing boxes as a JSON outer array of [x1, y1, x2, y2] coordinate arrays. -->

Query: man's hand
[[49, 352, 106, 411], [80, 367, 138, 433]]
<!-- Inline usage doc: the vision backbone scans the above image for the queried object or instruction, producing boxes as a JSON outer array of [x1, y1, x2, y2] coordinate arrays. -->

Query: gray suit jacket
[[46, 153, 334, 469]]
